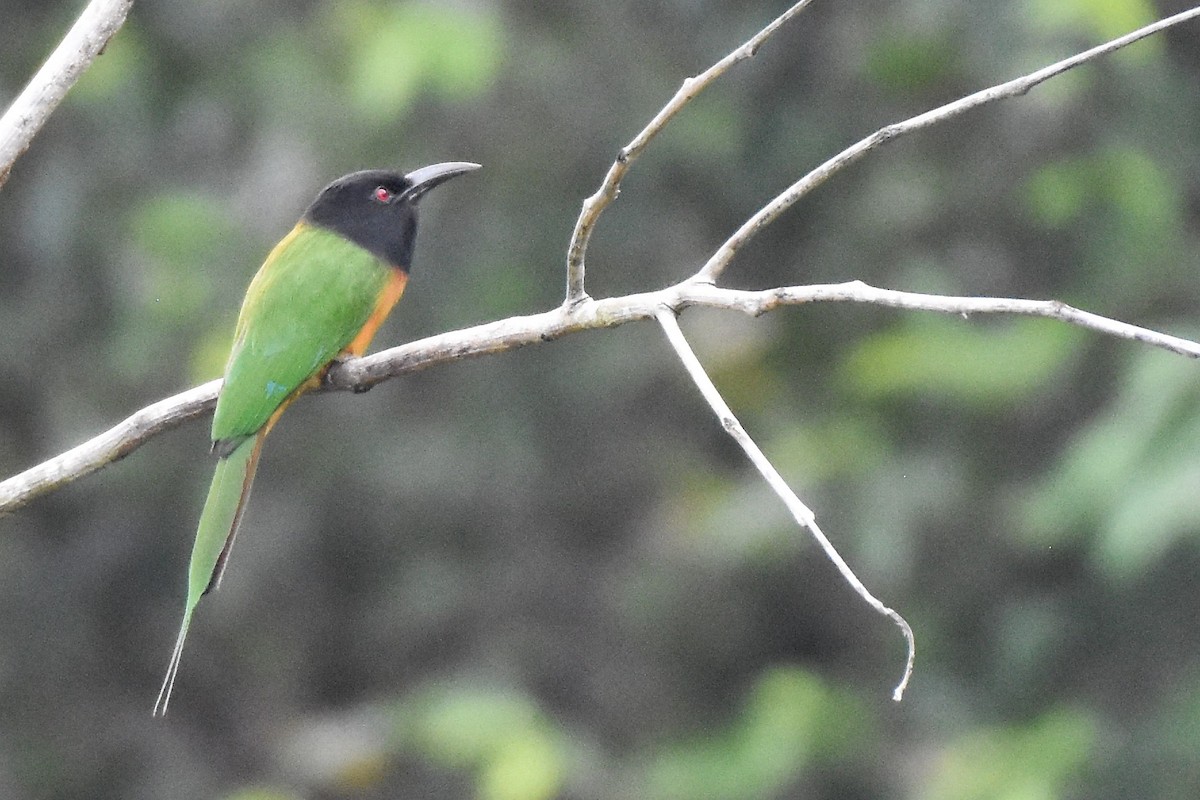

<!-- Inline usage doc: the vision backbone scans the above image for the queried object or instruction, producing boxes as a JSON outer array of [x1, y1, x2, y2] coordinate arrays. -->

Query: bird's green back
[[212, 222, 393, 448]]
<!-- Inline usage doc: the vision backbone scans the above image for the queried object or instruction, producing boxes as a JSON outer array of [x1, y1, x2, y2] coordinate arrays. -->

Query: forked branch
[[564, 0, 817, 304], [4, 2, 1200, 704], [696, 3, 1200, 282], [4, 281, 1197, 514]]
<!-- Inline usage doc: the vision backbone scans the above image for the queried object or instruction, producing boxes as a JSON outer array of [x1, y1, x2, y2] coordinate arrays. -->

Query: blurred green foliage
[[923, 708, 1096, 800], [1022, 346, 1200, 580], [842, 316, 1084, 408], [1026, 147, 1185, 303], [641, 668, 868, 800], [328, 1, 503, 120], [865, 30, 960, 94], [1027, 0, 1157, 47], [226, 790, 297, 800], [404, 684, 565, 800], [2, 0, 1200, 798]]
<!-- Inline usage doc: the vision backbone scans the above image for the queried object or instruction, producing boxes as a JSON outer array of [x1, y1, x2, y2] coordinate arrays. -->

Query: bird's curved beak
[[402, 161, 481, 202]]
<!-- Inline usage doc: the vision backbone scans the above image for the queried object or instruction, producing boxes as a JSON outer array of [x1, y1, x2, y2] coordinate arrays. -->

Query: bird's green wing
[[212, 222, 394, 448]]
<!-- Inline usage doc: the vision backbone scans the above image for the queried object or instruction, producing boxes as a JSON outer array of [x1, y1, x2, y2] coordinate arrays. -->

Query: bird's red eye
[[373, 186, 393, 203]]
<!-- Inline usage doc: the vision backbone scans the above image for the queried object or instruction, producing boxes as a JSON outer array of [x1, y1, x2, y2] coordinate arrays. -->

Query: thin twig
[[0, 0, 135, 188], [4, 279, 1198, 514], [727, 280, 1200, 359], [564, 0, 816, 304], [655, 307, 915, 700], [696, 4, 1200, 283]]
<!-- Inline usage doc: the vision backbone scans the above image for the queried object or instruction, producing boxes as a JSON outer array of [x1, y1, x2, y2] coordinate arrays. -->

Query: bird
[[154, 161, 480, 716]]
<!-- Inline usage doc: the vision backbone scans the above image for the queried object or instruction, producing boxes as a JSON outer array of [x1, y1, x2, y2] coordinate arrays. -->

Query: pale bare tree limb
[[0, 0, 135, 188], [696, 3, 1200, 283], [654, 307, 916, 700], [332, 280, 1200, 392], [0, 380, 218, 514], [4, 280, 1196, 515], [4, 2, 1199, 708], [564, 0, 816, 305]]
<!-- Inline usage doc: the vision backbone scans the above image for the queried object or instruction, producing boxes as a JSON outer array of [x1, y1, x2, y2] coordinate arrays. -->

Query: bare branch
[[737, 281, 1200, 359], [655, 307, 915, 700], [564, 0, 816, 304], [696, 4, 1200, 283], [332, 281, 1200, 392], [9, 4, 1193, 515], [0, 0, 135, 188], [0, 380, 218, 514], [5, 280, 1196, 514], [2, 8, 1196, 708]]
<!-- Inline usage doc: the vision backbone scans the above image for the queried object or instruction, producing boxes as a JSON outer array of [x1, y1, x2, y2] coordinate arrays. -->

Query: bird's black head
[[303, 162, 479, 270]]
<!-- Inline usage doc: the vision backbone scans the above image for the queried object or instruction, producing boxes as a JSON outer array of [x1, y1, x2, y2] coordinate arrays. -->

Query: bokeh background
[[3, 0, 1200, 797]]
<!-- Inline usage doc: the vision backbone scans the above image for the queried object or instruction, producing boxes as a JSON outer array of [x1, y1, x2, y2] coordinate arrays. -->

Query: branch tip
[[655, 307, 915, 701], [696, 4, 1200, 284]]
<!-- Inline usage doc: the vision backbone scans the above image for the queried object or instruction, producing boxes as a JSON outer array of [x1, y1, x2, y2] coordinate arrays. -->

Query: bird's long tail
[[154, 431, 265, 716]]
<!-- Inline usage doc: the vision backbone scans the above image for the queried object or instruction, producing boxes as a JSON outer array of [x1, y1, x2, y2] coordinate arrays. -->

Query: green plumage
[[154, 162, 478, 717], [213, 223, 395, 451], [155, 222, 393, 716], [155, 436, 258, 709]]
